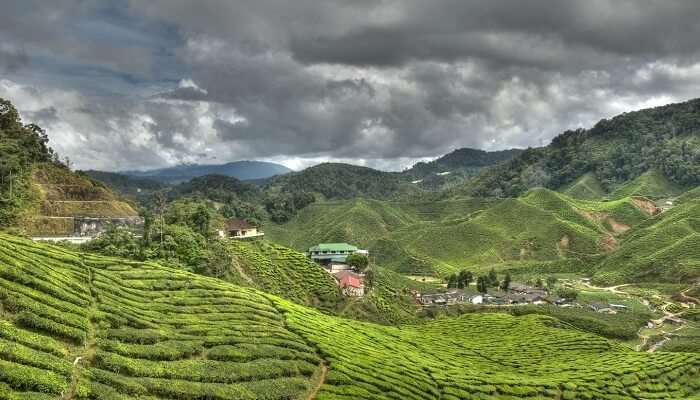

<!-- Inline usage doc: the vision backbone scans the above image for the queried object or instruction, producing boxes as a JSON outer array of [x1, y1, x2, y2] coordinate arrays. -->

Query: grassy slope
[[561, 172, 606, 200], [21, 165, 139, 236], [1, 234, 699, 399], [225, 240, 342, 309], [611, 170, 684, 199], [594, 198, 700, 284], [269, 189, 650, 276]]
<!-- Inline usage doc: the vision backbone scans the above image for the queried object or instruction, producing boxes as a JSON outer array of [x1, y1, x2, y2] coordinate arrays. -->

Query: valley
[[2, 96, 700, 399]]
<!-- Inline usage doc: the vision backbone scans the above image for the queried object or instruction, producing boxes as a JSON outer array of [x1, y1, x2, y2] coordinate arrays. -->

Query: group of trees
[[446, 268, 567, 295], [446, 268, 510, 293], [0, 98, 65, 226], [467, 98, 700, 197]]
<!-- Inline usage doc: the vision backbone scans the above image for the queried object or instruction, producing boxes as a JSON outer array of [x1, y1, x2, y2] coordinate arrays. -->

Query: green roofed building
[[307, 243, 368, 272]]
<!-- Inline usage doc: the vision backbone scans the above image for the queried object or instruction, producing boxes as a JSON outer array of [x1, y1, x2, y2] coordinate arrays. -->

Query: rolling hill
[[595, 196, 700, 284], [123, 160, 292, 183], [1, 234, 699, 399], [265, 163, 418, 200], [462, 98, 700, 198], [267, 188, 653, 276], [81, 170, 166, 199]]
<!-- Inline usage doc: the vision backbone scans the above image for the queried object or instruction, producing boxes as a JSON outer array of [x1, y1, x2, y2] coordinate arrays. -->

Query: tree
[[535, 278, 544, 288], [192, 204, 211, 237], [556, 288, 578, 301], [446, 273, 458, 288], [487, 268, 498, 286], [476, 276, 489, 293], [500, 273, 511, 291], [546, 276, 558, 288], [154, 191, 167, 248], [457, 270, 473, 289], [346, 253, 369, 273]]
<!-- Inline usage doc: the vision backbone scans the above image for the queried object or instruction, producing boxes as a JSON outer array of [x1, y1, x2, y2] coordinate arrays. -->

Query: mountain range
[[122, 160, 293, 183]]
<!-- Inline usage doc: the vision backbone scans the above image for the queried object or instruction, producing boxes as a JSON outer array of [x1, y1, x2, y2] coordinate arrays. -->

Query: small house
[[220, 218, 264, 239], [307, 243, 368, 272], [334, 271, 364, 297], [470, 294, 484, 304]]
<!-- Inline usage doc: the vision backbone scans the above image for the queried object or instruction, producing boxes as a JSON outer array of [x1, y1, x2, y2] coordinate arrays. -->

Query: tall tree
[[500, 273, 511, 291], [476, 276, 488, 293], [457, 270, 473, 289], [487, 268, 498, 286]]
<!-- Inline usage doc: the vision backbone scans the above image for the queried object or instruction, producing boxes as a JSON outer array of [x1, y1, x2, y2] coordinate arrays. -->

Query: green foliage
[[345, 253, 369, 272], [0, 99, 62, 226], [266, 163, 417, 200], [1, 233, 699, 399], [263, 191, 316, 223], [561, 173, 606, 200], [224, 240, 342, 309], [267, 189, 654, 276], [276, 297, 700, 400], [594, 198, 700, 284], [83, 225, 142, 259], [0, 233, 322, 399], [463, 98, 700, 197], [611, 170, 683, 199]]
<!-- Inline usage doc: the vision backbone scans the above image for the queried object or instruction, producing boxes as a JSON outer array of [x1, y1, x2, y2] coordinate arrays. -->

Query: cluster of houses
[[306, 242, 369, 297], [417, 283, 553, 307]]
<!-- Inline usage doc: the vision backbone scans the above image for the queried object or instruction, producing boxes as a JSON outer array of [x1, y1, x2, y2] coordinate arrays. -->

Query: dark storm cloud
[[2, 0, 700, 170], [0, 45, 29, 73]]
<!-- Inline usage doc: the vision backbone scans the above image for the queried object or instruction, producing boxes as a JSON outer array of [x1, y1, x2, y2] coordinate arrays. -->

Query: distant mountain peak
[[121, 160, 292, 183]]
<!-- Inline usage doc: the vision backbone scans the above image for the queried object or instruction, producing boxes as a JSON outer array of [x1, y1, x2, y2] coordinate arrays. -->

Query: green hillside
[[561, 173, 606, 200], [225, 240, 342, 309], [269, 189, 651, 276], [265, 163, 417, 200], [463, 98, 700, 198], [595, 198, 700, 284], [611, 170, 684, 199], [22, 165, 140, 237], [1, 234, 699, 399]]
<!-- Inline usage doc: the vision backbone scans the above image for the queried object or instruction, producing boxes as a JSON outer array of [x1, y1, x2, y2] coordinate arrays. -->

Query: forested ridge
[[464, 98, 700, 197]]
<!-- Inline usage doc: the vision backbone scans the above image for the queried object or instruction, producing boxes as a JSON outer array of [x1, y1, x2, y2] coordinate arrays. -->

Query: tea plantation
[[1, 233, 699, 399], [225, 240, 342, 309], [0, 234, 322, 399], [267, 188, 654, 276]]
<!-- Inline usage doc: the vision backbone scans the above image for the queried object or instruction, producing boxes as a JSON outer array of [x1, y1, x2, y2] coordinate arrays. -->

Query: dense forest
[[405, 147, 523, 178], [464, 98, 700, 197], [0, 98, 64, 226]]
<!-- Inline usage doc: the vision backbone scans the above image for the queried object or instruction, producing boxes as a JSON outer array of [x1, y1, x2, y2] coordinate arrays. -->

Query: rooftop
[[308, 243, 358, 252], [225, 218, 257, 230]]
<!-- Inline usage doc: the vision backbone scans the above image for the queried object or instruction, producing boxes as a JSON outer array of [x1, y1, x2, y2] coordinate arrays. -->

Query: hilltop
[[406, 148, 523, 190], [0, 99, 140, 237], [81, 170, 166, 200], [265, 163, 418, 200], [461, 98, 700, 198], [595, 196, 700, 284], [122, 160, 292, 184], [0, 234, 698, 399]]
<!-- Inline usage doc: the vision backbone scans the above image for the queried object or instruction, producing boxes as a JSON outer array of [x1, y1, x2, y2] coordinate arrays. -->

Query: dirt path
[[579, 280, 688, 352], [678, 286, 699, 305], [231, 258, 255, 286], [306, 363, 328, 400]]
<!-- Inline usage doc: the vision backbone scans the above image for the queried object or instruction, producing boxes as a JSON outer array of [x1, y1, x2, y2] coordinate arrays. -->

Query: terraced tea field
[[226, 240, 341, 308], [1, 233, 699, 399], [0, 234, 322, 399]]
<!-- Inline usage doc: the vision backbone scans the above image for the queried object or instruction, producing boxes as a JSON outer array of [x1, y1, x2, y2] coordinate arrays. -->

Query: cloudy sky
[[2, 1, 700, 171]]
